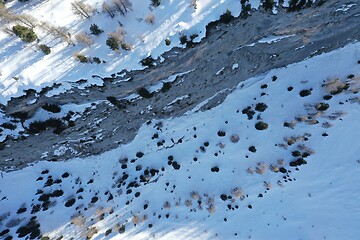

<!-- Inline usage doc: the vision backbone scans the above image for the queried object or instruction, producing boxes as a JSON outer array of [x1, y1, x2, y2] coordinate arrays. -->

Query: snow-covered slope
[[0, 42, 359, 239]]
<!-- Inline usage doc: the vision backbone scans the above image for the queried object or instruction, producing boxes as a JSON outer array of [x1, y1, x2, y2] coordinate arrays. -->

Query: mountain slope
[[0, 41, 359, 239]]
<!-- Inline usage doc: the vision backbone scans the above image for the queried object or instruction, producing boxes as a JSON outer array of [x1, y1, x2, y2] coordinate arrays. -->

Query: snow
[[215, 66, 225, 75], [257, 34, 296, 44], [232, 63, 239, 70], [0, 41, 359, 239], [335, 3, 356, 12]]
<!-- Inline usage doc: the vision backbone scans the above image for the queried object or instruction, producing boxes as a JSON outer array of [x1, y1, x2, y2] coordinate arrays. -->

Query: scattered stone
[[217, 131, 226, 137]]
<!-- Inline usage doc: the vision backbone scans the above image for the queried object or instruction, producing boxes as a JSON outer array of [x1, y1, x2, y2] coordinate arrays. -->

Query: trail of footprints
[[0, 72, 359, 239]]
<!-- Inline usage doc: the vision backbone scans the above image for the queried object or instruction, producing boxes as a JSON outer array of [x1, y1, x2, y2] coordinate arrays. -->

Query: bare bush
[[322, 78, 348, 94], [207, 204, 215, 214], [75, 32, 93, 47], [270, 164, 279, 172], [145, 13, 155, 25], [112, 0, 132, 15], [0, 6, 16, 23], [163, 201, 171, 210], [71, 214, 86, 227], [84, 226, 98, 239], [232, 188, 244, 199], [71, 1, 94, 19], [264, 181, 272, 190], [190, 0, 197, 9], [40, 21, 73, 45], [132, 215, 140, 225], [16, 14, 37, 28], [106, 28, 126, 50], [185, 199, 192, 207], [102, 2, 115, 18], [190, 191, 199, 200]]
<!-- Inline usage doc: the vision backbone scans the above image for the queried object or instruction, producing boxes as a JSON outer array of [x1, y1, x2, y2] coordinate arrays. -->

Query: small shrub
[[92, 57, 101, 64], [323, 95, 332, 100], [230, 134, 239, 143], [219, 10, 234, 24], [189, 33, 198, 41], [291, 150, 301, 157], [106, 36, 120, 50], [28, 118, 66, 135], [76, 54, 88, 63], [255, 121, 268, 130], [255, 102, 268, 112], [107, 96, 117, 105], [75, 32, 93, 47], [105, 229, 112, 236], [118, 225, 125, 234], [179, 34, 188, 45], [65, 198, 76, 207], [217, 130, 226, 137], [249, 146, 257, 152], [1, 122, 16, 130], [28, 121, 47, 134], [39, 44, 51, 55], [322, 79, 349, 95], [12, 24, 37, 43], [137, 87, 153, 98], [299, 89, 312, 97], [289, 158, 307, 167], [145, 13, 155, 25], [315, 102, 329, 111], [89, 24, 103, 36], [240, 0, 252, 18], [188, 0, 197, 9], [10, 111, 29, 121], [161, 82, 172, 92], [151, 0, 160, 7], [211, 166, 219, 172], [42, 103, 61, 113], [140, 56, 155, 67]]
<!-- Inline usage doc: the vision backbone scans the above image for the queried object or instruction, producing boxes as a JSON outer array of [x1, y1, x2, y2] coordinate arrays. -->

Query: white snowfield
[[0, 42, 359, 239], [0, 0, 246, 103]]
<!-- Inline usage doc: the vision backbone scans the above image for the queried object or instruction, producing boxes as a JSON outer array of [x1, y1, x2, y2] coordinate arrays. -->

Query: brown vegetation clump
[[71, 214, 86, 227], [132, 215, 140, 225], [230, 134, 239, 143], [190, 191, 200, 200], [163, 201, 171, 210], [322, 78, 348, 95], [232, 188, 244, 199], [145, 13, 155, 25], [185, 199, 192, 207], [207, 204, 216, 214]]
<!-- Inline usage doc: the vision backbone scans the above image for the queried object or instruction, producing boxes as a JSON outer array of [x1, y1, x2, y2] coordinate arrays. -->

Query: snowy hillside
[[0, 41, 359, 239]]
